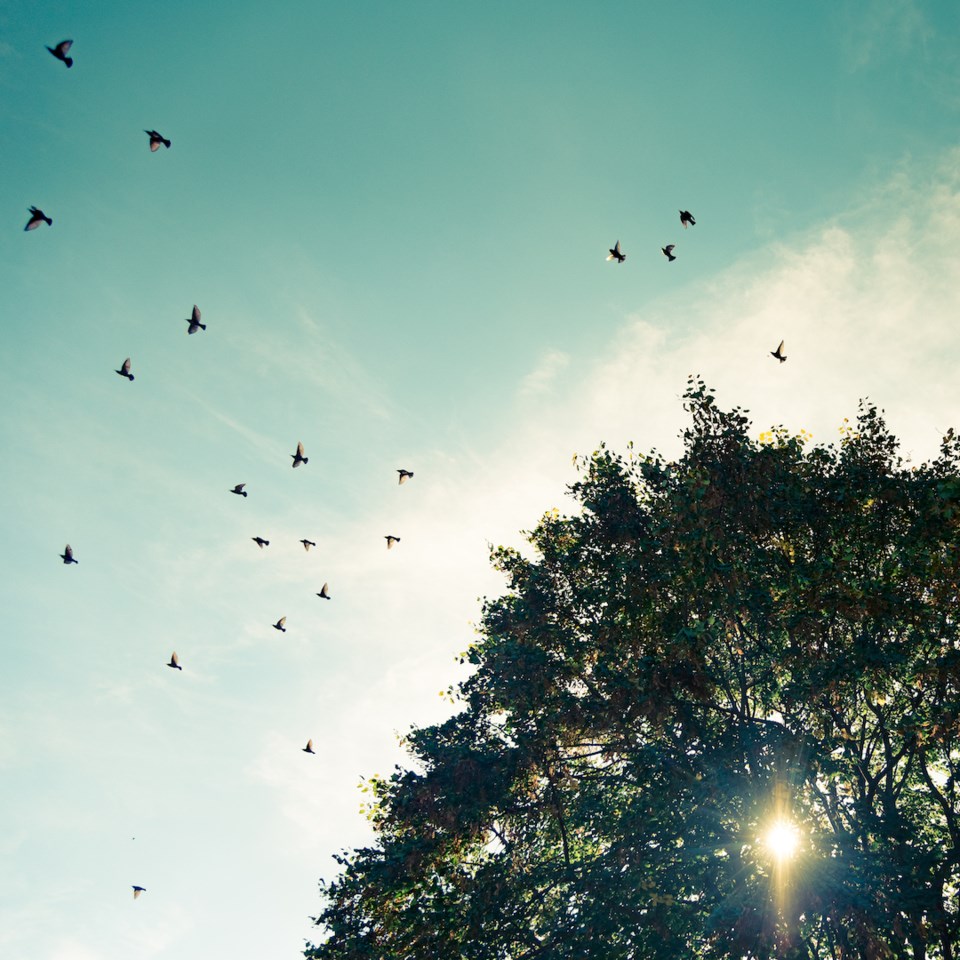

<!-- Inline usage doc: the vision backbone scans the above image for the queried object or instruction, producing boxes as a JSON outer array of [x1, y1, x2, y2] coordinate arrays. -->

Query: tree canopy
[[306, 380, 960, 960]]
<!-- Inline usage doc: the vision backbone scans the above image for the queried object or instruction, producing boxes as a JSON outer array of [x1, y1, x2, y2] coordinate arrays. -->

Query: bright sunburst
[[764, 819, 801, 862]]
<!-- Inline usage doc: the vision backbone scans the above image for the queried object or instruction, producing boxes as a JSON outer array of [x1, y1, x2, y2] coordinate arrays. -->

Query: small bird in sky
[[60, 544, 78, 564], [385, 535, 400, 549], [317, 582, 330, 599], [397, 469, 414, 484], [680, 210, 696, 228], [252, 536, 269, 548], [46, 40, 73, 68], [185, 305, 205, 334], [300, 538, 316, 551], [145, 129, 171, 151], [291, 441, 308, 468], [273, 617, 287, 632], [25, 207, 52, 231], [607, 241, 626, 263], [115, 357, 134, 381], [230, 483, 248, 497], [661, 245, 676, 262], [771, 340, 787, 363], [303, 739, 315, 754], [167, 652, 181, 670], [132, 886, 146, 899]]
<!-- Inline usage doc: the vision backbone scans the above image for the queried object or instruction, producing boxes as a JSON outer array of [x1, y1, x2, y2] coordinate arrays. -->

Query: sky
[[2, 2, 960, 958]]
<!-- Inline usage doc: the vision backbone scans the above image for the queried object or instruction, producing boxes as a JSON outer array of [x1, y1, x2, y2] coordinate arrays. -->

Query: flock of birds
[[32, 36, 423, 903], [606, 212, 787, 363], [30, 37, 788, 908]]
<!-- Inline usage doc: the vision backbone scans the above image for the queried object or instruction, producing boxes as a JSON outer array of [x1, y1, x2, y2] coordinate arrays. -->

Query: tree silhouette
[[307, 379, 960, 960]]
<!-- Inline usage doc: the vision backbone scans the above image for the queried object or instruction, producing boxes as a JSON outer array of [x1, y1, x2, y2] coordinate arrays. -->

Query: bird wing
[[235, 483, 245, 492], [776, 340, 785, 353], [320, 582, 329, 597], [121, 358, 131, 375], [278, 616, 286, 627], [58, 40, 73, 55], [64, 544, 73, 560], [192, 305, 201, 322], [170, 652, 178, 666], [150, 139, 160, 152], [305, 739, 313, 751], [296, 441, 304, 457], [25, 215, 41, 231], [664, 245, 675, 254]]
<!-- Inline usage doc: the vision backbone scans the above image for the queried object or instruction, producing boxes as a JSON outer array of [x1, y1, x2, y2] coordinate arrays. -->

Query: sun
[[764, 819, 801, 862]]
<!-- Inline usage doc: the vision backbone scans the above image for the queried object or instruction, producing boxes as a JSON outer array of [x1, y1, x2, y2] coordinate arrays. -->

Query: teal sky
[[2, 3, 960, 958]]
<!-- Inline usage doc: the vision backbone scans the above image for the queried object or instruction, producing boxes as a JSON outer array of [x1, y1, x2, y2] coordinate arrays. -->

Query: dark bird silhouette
[[145, 129, 171, 151], [661, 245, 676, 262], [273, 616, 287, 633], [607, 240, 626, 263], [397, 469, 414, 484], [317, 582, 330, 599], [771, 340, 787, 363], [303, 739, 315, 754], [46, 40, 73, 68], [291, 441, 308, 468], [25, 207, 52, 231], [252, 536, 269, 548], [230, 483, 248, 497], [385, 535, 400, 549], [167, 652, 181, 670], [132, 886, 146, 899], [185, 305, 205, 334], [680, 210, 696, 228], [60, 544, 78, 564], [115, 357, 134, 381], [300, 539, 316, 551]]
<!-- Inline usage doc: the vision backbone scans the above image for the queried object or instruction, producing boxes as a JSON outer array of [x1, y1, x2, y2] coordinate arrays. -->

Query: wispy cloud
[[838, 0, 932, 71], [518, 349, 569, 398]]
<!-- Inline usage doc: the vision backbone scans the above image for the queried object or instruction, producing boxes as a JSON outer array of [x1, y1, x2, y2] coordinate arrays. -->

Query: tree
[[306, 379, 960, 960]]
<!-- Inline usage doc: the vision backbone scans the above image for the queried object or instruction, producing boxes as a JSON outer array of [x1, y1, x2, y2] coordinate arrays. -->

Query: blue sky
[[2, 2, 960, 958]]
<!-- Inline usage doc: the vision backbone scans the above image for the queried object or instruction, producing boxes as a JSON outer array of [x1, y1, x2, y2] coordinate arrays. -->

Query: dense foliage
[[306, 381, 960, 960]]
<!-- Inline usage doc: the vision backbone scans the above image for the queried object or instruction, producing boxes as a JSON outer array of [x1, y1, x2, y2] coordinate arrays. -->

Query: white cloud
[[517, 349, 570, 398]]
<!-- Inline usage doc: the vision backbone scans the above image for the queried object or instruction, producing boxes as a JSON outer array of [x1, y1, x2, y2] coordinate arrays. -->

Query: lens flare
[[764, 819, 800, 861]]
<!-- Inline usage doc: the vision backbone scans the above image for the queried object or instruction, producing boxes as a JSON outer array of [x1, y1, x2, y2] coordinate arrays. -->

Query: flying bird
[[25, 207, 52, 230], [300, 539, 316, 551], [316, 582, 330, 599], [291, 441, 308, 468], [132, 886, 146, 899], [397, 469, 414, 484], [145, 129, 171, 151], [230, 483, 248, 497], [606, 241, 626, 263], [661, 245, 676, 262], [115, 357, 134, 381], [60, 544, 78, 564], [273, 617, 287, 633], [771, 340, 787, 363], [46, 40, 73, 68], [252, 536, 269, 548], [167, 652, 181, 670], [385, 535, 400, 549], [185, 305, 205, 334], [680, 210, 696, 228], [303, 739, 315, 754]]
